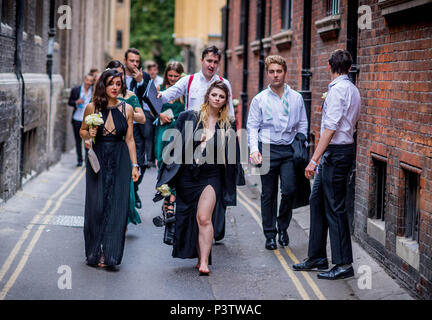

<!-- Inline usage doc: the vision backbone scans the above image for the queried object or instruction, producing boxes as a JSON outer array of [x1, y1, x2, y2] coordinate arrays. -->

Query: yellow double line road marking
[[0, 166, 85, 300], [237, 189, 326, 300]]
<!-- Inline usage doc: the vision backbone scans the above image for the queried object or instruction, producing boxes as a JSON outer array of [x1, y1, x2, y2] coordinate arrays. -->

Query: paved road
[[0, 150, 413, 300]]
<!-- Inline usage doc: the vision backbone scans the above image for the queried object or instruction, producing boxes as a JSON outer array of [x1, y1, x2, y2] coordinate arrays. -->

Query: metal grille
[[326, 0, 340, 16]]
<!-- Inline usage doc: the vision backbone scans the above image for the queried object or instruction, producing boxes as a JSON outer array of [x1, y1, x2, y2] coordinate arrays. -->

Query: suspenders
[[186, 74, 224, 110]]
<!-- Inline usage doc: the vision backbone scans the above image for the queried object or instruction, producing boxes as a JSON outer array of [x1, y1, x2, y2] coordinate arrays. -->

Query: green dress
[[154, 85, 185, 169], [118, 93, 142, 225]]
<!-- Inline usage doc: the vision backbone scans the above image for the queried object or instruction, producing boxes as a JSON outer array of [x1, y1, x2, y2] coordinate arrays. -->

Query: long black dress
[[84, 102, 131, 266], [172, 132, 224, 259]]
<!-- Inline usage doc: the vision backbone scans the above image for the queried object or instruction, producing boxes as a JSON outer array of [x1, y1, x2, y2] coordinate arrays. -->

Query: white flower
[[233, 99, 240, 107], [321, 92, 327, 100]]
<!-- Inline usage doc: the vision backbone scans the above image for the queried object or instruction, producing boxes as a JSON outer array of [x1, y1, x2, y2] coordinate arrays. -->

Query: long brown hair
[[197, 80, 231, 131], [92, 69, 123, 112], [162, 61, 184, 87]]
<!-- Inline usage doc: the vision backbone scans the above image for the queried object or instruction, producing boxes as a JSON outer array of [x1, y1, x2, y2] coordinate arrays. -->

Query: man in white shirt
[[158, 46, 234, 117], [247, 55, 309, 251], [67, 73, 94, 166], [293, 49, 361, 280]]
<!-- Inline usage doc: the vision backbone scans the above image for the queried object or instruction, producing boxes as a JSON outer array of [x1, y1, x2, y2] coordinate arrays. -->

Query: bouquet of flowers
[[85, 112, 104, 143]]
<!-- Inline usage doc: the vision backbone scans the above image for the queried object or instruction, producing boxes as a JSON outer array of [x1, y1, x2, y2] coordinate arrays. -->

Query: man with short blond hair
[[247, 55, 309, 250]]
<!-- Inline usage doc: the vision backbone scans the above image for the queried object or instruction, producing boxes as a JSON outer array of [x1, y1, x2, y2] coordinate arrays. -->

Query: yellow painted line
[[273, 250, 310, 300], [284, 247, 326, 300], [0, 167, 83, 285], [237, 188, 326, 300], [0, 168, 85, 300], [237, 196, 310, 300]]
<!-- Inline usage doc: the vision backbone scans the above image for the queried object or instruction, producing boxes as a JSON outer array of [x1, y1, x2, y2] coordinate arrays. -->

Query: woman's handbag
[[87, 145, 100, 173]]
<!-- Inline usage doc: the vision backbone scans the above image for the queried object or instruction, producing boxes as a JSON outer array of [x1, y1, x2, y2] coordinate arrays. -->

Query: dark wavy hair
[[106, 60, 127, 96], [92, 69, 123, 112]]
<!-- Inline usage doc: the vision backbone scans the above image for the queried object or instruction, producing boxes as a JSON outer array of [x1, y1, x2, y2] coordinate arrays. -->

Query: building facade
[[224, 0, 432, 299], [174, 0, 226, 74], [0, 0, 129, 203]]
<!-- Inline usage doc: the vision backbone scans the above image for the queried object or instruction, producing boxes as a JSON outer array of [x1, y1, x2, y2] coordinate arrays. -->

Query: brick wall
[[225, 0, 432, 299], [354, 0, 432, 299]]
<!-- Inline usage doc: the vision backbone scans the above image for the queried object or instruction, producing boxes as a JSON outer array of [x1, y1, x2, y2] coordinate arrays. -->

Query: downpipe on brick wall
[[15, 0, 25, 188], [46, 0, 56, 166]]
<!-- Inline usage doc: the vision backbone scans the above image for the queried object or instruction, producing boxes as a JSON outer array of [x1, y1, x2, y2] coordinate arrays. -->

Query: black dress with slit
[[156, 110, 246, 261], [172, 133, 224, 259], [84, 102, 131, 266]]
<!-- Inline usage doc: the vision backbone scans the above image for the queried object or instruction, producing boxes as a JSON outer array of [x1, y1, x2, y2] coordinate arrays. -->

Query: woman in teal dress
[[106, 60, 146, 226], [153, 62, 185, 242]]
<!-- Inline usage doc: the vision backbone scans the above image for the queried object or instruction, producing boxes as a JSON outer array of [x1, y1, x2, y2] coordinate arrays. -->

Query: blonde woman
[[156, 81, 245, 275]]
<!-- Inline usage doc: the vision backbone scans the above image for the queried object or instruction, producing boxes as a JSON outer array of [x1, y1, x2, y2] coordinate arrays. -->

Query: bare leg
[[196, 185, 216, 274]]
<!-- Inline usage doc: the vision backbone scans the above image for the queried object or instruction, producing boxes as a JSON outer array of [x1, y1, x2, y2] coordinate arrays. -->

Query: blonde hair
[[196, 80, 232, 132], [265, 55, 287, 72]]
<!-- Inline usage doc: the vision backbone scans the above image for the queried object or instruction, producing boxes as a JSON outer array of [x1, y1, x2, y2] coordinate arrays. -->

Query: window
[[1, 0, 13, 25], [326, 0, 340, 16], [116, 30, 123, 49], [22, 128, 38, 179], [373, 158, 387, 221], [403, 169, 420, 242], [281, 0, 292, 30]]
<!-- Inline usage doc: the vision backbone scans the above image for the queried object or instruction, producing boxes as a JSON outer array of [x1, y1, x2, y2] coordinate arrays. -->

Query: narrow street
[[0, 151, 413, 300]]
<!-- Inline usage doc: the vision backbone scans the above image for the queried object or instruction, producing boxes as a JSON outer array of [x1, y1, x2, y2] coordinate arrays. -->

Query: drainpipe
[[223, 0, 230, 79], [240, 0, 249, 129], [299, 0, 312, 139], [346, 0, 359, 235], [257, 0, 266, 92], [46, 0, 56, 167], [347, 0, 359, 84], [15, 0, 25, 187]]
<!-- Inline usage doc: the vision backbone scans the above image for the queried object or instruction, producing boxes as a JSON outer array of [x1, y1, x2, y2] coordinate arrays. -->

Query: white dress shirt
[[73, 84, 92, 121], [247, 84, 308, 154], [160, 71, 234, 116], [321, 74, 361, 145]]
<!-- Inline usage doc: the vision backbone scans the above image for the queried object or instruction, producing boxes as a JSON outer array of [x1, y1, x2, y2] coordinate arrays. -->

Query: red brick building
[[224, 0, 432, 299]]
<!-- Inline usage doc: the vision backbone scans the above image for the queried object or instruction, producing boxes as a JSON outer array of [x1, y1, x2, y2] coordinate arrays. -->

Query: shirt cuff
[[323, 121, 338, 131]]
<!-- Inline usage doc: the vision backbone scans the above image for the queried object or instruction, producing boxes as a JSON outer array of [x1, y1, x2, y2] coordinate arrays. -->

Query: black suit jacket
[[291, 132, 311, 209], [128, 72, 151, 108], [68, 85, 81, 122]]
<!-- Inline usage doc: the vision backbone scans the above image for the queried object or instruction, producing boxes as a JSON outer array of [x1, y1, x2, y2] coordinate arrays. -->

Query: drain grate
[[49, 215, 84, 227]]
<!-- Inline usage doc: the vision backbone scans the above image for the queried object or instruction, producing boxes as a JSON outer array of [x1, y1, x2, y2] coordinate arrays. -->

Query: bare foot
[[198, 265, 210, 275]]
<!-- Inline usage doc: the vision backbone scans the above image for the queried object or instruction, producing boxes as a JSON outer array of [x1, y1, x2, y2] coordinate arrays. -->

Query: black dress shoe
[[278, 229, 289, 247], [292, 257, 329, 271], [317, 265, 354, 280], [265, 238, 277, 250], [76, 161, 83, 167], [135, 193, 142, 209]]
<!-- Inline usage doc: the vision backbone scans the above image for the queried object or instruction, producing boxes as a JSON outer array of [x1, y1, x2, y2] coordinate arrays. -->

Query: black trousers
[[72, 119, 84, 163], [143, 110, 155, 164], [307, 144, 354, 265], [133, 123, 147, 194], [259, 143, 297, 239]]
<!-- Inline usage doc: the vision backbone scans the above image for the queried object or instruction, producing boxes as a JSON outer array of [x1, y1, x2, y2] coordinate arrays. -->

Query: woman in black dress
[[156, 81, 245, 275], [80, 69, 140, 268]]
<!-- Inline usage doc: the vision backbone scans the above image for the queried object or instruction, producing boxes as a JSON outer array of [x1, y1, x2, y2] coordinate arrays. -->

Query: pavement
[[243, 165, 414, 300], [0, 150, 415, 300]]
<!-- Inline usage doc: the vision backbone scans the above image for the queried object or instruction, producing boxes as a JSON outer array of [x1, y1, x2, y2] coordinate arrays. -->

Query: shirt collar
[[198, 70, 219, 83], [328, 74, 349, 89], [267, 83, 290, 97]]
